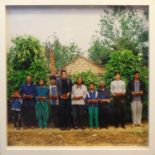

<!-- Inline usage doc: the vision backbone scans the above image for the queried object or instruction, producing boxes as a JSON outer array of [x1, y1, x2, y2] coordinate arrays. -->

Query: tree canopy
[[88, 6, 148, 66]]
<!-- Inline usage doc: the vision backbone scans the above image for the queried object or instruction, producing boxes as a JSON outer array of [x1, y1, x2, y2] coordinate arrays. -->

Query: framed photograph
[[0, 0, 155, 155]]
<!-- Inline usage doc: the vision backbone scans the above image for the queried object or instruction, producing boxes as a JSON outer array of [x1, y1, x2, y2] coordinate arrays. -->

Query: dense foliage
[[103, 50, 148, 87], [88, 6, 148, 66], [7, 35, 49, 97], [70, 71, 103, 89]]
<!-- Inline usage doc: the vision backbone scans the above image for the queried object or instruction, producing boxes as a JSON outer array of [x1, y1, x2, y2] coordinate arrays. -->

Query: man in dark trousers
[[57, 70, 73, 130], [20, 76, 36, 128], [98, 81, 111, 129], [110, 72, 126, 128]]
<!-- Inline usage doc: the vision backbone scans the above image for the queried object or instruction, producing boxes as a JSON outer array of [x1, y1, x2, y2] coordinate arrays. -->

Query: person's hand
[[132, 91, 143, 96], [114, 93, 124, 96], [100, 99, 110, 103], [28, 95, 33, 99], [66, 93, 70, 98], [78, 96, 84, 99], [88, 99, 98, 103], [50, 96, 57, 100], [23, 94, 33, 99], [72, 96, 79, 100], [38, 96, 46, 100], [12, 94, 21, 98], [60, 95, 68, 100], [73, 96, 83, 100]]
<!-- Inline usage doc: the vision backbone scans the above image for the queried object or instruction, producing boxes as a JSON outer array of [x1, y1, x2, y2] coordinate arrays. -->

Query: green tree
[[71, 70, 102, 89], [103, 49, 148, 86], [44, 35, 81, 70], [88, 39, 112, 65], [7, 35, 49, 97], [88, 6, 148, 66]]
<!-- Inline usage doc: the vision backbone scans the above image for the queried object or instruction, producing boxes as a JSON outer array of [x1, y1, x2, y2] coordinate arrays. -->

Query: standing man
[[57, 70, 73, 130], [20, 76, 36, 128], [98, 81, 111, 129], [110, 72, 126, 128], [128, 71, 145, 127]]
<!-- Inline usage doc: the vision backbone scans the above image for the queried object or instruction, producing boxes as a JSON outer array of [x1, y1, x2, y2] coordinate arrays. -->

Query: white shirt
[[110, 80, 126, 96], [71, 84, 87, 105]]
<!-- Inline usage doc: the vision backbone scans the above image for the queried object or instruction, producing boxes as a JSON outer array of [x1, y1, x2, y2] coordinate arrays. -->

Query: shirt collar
[[76, 84, 82, 89], [100, 88, 105, 91]]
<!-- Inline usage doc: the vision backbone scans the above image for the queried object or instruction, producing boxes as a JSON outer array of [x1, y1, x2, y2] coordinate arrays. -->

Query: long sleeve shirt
[[110, 80, 126, 96], [35, 86, 49, 101], [20, 83, 35, 107], [98, 88, 110, 99], [71, 84, 87, 105], [20, 83, 35, 97]]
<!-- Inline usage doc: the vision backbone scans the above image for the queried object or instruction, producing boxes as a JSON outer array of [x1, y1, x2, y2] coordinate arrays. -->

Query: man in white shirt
[[110, 72, 126, 128], [72, 77, 87, 129]]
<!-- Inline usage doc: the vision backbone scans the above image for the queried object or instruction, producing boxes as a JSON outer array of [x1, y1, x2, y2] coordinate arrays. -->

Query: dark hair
[[60, 69, 67, 75], [134, 71, 140, 75], [75, 77, 84, 84], [38, 78, 46, 85], [89, 82, 95, 86], [50, 75, 57, 81], [114, 71, 120, 76]]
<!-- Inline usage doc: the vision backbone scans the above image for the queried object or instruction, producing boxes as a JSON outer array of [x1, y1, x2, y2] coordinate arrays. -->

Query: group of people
[[10, 70, 145, 130]]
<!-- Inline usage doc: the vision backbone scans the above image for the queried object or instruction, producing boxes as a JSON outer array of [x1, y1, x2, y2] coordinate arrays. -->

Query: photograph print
[[7, 5, 148, 147]]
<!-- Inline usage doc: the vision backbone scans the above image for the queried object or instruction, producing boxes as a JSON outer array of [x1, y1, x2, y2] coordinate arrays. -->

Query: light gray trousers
[[131, 100, 143, 125]]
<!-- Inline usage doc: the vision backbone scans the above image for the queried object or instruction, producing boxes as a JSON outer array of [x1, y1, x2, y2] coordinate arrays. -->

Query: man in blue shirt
[[20, 76, 36, 128]]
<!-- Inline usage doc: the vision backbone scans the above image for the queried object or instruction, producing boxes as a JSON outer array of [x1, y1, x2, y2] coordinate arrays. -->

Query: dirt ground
[[7, 123, 148, 146]]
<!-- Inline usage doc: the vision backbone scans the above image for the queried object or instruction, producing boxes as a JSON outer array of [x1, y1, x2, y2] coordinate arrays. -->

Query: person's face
[[115, 74, 121, 80], [39, 80, 44, 86], [99, 83, 105, 89], [51, 79, 56, 85], [89, 84, 95, 91], [61, 72, 67, 79], [14, 91, 19, 96], [26, 76, 32, 84], [134, 73, 140, 80], [77, 78, 82, 85]]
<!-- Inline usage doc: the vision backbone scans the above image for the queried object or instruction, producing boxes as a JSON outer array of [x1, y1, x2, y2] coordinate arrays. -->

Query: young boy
[[85, 82, 99, 128], [49, 75, 59, 127], [11, 89, 22, 129], [35, 79, 49, 128]]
